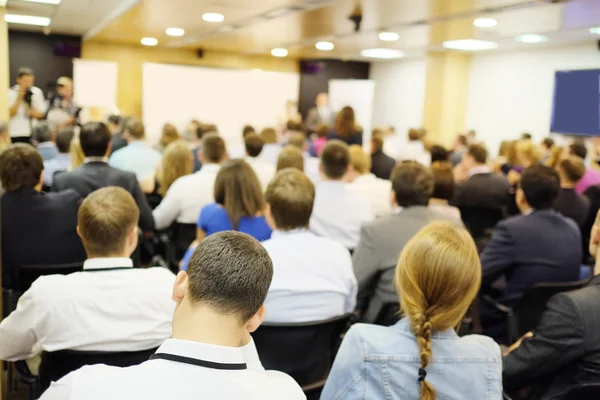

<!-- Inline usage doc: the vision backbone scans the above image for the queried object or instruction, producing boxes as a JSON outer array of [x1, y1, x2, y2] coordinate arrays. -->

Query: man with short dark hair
[[153, 133, 227, 230], [39, 231, 304, 400], [309, 140, 373, 250], [8, 67, 46, 143], [480, 165, 581, 339], [0, 144, 86, 289], [370, 132, 396, 180], [353, 161, 462, 322], [262, 169, 357, 323], [244, 133, 275, 191], [107, 114, 127, 155], [568, 142, 600, 194], [555, 156, 590, 228], [53, 122, 154, 231], [109, 118, 162, 182], [43, 126, 74, 187], [0, 187, 175, 362], [33, 122, 59, 161]]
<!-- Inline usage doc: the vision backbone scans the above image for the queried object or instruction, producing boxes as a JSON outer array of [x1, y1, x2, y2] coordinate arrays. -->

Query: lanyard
[[83, 267, 133, 272], [150, 353, 247, 370]]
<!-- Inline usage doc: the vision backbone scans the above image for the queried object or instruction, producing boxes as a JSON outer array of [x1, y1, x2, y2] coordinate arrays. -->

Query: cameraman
[[47, 77, 80, 128], [8, 67, 46, 144]]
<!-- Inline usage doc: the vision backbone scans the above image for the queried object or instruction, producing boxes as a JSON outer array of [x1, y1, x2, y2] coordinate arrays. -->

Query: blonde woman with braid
[[321, 222, 502, 400]]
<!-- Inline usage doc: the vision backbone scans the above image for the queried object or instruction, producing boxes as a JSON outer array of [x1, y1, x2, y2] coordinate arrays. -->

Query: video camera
[[24, 88, 34, 106]]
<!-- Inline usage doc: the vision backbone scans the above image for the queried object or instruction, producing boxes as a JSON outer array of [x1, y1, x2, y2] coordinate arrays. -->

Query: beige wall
[[0, 6, 9, 123], [81, 41, 299, 117]]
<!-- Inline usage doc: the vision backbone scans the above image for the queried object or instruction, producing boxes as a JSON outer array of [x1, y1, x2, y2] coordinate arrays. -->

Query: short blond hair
[[276, 146, 304, 172], [516, 141, 541, 165], [266, 169, 315, 230], [348, 145, 371, 174]]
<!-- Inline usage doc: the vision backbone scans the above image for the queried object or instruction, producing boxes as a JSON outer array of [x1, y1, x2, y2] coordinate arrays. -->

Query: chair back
[[15, 262, 84, 292], [559, 383, 600, 400], [173, 223, 197, 260], [459, 207, 504, 245], [374, 302, 400, 326], [515, 279, 589, 335], [39, 347, 157, 392], [252, 313, 352, 387]]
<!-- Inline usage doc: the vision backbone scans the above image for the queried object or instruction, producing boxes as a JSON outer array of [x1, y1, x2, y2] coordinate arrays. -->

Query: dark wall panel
[[8, 30, 81, 96], [298, 59, 370, 118]]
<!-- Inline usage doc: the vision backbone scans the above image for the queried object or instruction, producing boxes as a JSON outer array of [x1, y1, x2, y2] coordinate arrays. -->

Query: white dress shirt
[[8, 85, 46, 137], [0, 258, 176, 361], [347, 174, 392, 218], [398, 140, 431, 166], [259, 143, 282, 166], [40, 338, 305, 400], [310, 181, 374, 249], [263, 229, 356, 323], [152, 164, 221, 229], [303, 153, 321, 185], [245, 157, 276, 191]]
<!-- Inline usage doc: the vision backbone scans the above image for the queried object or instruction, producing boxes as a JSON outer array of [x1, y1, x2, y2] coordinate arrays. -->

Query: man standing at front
[[8, 67, 46, 143]]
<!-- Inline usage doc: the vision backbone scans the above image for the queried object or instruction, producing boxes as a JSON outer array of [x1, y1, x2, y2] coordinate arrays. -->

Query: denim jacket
[[321, 319, 502, 400]]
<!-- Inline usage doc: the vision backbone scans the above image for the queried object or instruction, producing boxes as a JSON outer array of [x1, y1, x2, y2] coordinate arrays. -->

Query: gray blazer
[[306, 107, 335, 132], [353, 206, 464, 322]]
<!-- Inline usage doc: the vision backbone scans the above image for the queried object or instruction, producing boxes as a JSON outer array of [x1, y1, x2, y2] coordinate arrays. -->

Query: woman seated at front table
[[321, 222, 502, 400], [180, 159, 272, 270], [327, 106, 363, 146]]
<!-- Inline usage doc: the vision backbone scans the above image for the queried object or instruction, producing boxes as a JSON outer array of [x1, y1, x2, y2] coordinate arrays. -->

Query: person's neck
[[322, 177, 344, 183], [87, 252, 131, 259], [429, 198, 448, 206], [519, 204, 533, 215], [561, 182, 577, 189], [594, 256, 600, 276], [34, 183, 43, 192]]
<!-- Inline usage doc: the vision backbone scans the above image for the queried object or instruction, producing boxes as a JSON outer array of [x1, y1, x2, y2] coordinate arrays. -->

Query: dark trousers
[[11, 136, 32, 144]]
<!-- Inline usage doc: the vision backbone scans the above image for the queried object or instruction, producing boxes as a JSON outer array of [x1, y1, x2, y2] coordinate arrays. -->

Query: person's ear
[[590, 224, 599, 258], [172, 271, 189, 304], [198, 152, 205, 164], [265, 203, 276, 230], [76, 225, 82, 239], [516, 187, 525, 207], [128, 226, 139, 253], [245, 304, 266, 333], [105, 141, 113, 157], [390, 190, 397, 207]]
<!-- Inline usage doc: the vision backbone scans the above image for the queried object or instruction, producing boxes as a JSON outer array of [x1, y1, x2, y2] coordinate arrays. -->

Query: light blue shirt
[[109, 141, 162, 182], [259, 143, 282, 166], [322, 319, 502, 400], [43, 153, 71, 186], [262, 229, 357, 323]]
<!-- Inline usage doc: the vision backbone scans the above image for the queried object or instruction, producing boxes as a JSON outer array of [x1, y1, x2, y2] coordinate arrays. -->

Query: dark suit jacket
[[554, 187, 590, 228], [327, 131, 363, 146], [480, 209, 582, 306], [52, 162, 154, 231], [503, 275, 600, 400], [110, 133, 128, 155], [371, 150, 396, 180], [1, 188, 87, 288]]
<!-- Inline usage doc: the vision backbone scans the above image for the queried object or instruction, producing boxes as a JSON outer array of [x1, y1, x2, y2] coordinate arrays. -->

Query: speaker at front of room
[[196, 49, 204, 58]]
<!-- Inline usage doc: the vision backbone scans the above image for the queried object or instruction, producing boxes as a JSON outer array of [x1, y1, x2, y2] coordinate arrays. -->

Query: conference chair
[[374, 302, 400, 326], [158, 222, 196, 271], [481, 279, 589, 344], [251, 313, 353, 398], [14, 262, 84, 293], [559, 383, 600, 400]]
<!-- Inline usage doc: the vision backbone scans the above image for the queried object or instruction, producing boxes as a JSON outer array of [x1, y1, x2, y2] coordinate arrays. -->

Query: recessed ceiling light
[[141, 37, 158, 46], [202, 13, 224, 23], [165, 27, 185, 37], [360, 48, 404, 59], [378, 32, 400, 41], [442, 39, 498, 51], [4, 14, 51, 26], [315, 41, 334, 51], [473, 18, 497, 28], [589, 27, 600, 35], [515, 34, 548, 43], [271, 48, 288, 57], [20, 0, 61, 4]]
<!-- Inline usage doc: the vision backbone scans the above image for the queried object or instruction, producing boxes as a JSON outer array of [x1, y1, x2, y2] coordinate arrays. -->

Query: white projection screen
[[142, 63, 300, 147]]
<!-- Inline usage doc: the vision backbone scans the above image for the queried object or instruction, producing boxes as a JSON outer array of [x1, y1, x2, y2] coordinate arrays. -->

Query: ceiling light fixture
[[4, 14, 51, 26], [442, 39, 498, 51], [202, 13, 225, 23], [473, 18, 497, 28], [20, 0, 61, 4], [165, 27, 185, 37], [589, 27, 600, 35], [378, 32, 400, 41], [360, 48, 404, 59], [141, 37, 158, 46], [315, 41, 334, 51], [271, 48, 288, 57], [514, 34, 548, 43]]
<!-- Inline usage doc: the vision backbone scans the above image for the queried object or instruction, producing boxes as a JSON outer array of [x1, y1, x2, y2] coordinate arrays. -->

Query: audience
[[0, 187, 175, 362], [288, 132, 320, 184], [540, 137, 555, 164], [310, 123, 330, 157], [398, 128, 431, 166], [430, 144, 449, 163], [152, 133, 226, 230], [503, 209, 600, 399], [43, 126, 74, 187], [244, 133, 276, 190], [276, 145, 304, 172], [33, 122, 58, 161], [0, 144, 86, 289], [327, 106, 363, 146], [310, 141, 373, 250], [107, 114, 127, 155], [141, 140, 193, 196], [323, 222, 502, 399], [554, 156, 591, 229], [545, 145, 563, 169], [109, 118, 162, 182], [450, 134, 468, 166], [156, 123, 181, 153], [353, 161, 461, 322], [190, 123, 217, 172], [370, 132, 396, 180], [496, 140, 518, 175], [346, 145, 392, 218], [262, 169, 356, 322], [480, 165, 581, 340], [429, 161, 462, 222], [53, 122, 154, 231], [228, 124, 256, 159], [568, 141, 600, 194], [259, 128, 281, 166]]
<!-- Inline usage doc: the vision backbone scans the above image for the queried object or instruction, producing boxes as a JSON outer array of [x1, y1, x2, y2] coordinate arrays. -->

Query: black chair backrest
[[39, 347, 157, 392], [560, 383, 600, 400], [252, 313, 352, 387], [173, 223, 197, 260], [515, 279, 588, 335], [459, 207, 504, 243], [15, 262, 84, 292], [374, 302, 400, 327]]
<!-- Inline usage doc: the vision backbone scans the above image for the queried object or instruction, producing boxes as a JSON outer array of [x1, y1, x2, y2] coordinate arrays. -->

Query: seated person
[[327, 106, 363, 146], [503, 209, 600, 400], [53, 122, 154, 231], [370, 132, 396, 180], [346, 145, 392, 218], [288, 132, 321, 184], [322, 222, 502, 399], [40, 231, 305, 400], [262, 168, 357, 323], [353, 162, 462, 323], [43, 126, 74, 187], [34, 122, 59, 161], [429, 144, 449, 163], [0, 187, 175, 361], [107, 114, 127, 155], [310, 140, 373, 250], [152, 133, 226, 230], [480, 165, 581, 339], [244, 133, 275, 191], [429, 161, 461, 222], [0, 144, 86, 289], [276, 146, 304, 172], [397, 128, 430, 166], [568, 141, 600, 194], [259, 128, 282, 166], [554, 156, 591, 229]]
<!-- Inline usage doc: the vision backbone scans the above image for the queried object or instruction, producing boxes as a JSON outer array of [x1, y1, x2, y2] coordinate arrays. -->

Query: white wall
[[466, 43, 600, 155]]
